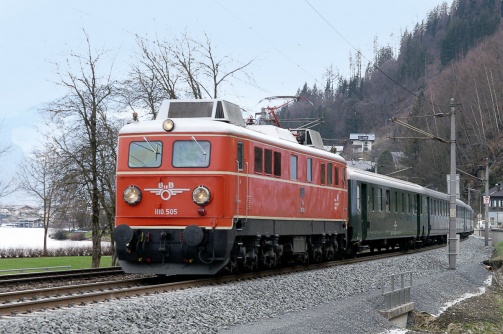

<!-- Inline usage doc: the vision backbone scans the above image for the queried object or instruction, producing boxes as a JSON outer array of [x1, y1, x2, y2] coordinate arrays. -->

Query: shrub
[[51, 230, 68, 240], [0, 245, 113, 258], [68, 232, 86, 241]]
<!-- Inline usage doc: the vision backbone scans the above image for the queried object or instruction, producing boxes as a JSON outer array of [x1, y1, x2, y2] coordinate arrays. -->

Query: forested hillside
[[279, 0, 503, 202]]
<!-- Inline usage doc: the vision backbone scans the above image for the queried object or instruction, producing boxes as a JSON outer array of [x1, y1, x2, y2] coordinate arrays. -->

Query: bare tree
[[0, 121, 14, 199], [125, 32, 254, 119], [44, 31, 118, 268], [16, 144, 64, 255]]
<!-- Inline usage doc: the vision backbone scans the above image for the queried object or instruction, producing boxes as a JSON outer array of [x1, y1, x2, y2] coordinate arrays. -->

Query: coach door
[[361, 183, 368, 240], [416, 194, 421, 238]]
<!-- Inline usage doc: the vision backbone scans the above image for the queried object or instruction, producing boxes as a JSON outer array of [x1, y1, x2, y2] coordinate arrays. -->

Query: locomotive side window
[[254, 147, 263, 173], [401, 193, 405, 213], [264, 149, 273, 174], [172, 140, 210, 167], [334, 167, 339, 186], [237, 142, 244, 171], [327, 163, 333, 185], [307, 158, 312, 183], [290, 155, 298, 180], [395, 191, 398, 213], [128, 140, 163, 168], [320, 163, 326, 185], [274, 152, 282, 176]]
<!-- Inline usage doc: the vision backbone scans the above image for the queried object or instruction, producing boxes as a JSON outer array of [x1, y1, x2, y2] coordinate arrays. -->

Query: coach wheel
[[399, 240, 410, 253]]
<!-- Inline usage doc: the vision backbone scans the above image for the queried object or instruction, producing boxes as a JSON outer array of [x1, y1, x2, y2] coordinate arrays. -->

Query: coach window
[[395, 191, 398, 213], [401, 193, 405, 213], [327, 163, 333, 185], [320, 163, 326, 185], [370, 187, 375, 211], [274, 151, 282, 177], [334, 166, 340, 186], [254, 147, 263, 173], [237, 142, 244, 171], [378, 188, 383, 212], [307, 158, 312, 183], [386, 190, 390, 212], [356, 185, 361, 211], [264, 149, 273, 175], [129, 140, 163, 168], [290, 155, 298, 180]]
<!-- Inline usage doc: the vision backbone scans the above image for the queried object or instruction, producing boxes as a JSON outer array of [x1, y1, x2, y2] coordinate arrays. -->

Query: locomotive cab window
[[128, 140, 163, 168], [172, 140, 210, 167]]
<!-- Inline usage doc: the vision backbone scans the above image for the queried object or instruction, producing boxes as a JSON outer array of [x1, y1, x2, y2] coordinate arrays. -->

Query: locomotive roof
[[120, 117, 346, 163]]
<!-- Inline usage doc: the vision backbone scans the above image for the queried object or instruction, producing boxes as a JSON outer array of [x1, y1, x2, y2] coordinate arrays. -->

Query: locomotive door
[[361, 183, 368, 240], [236, 142, 246, 218]]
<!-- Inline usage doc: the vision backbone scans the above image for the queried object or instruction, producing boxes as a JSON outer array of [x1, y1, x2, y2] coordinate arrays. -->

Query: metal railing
[[382, 271, 413, 310]]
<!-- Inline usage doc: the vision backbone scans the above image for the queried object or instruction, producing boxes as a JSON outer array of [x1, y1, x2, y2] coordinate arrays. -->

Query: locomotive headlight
[[192, 186, 211, 205], [123, 185, 142, 205], [162, 119, 175, 132]]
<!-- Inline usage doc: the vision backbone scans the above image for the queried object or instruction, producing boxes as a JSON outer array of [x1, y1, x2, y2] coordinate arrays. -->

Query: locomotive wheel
[[223, 258, 237, 274], [311, 246, 323, 263]]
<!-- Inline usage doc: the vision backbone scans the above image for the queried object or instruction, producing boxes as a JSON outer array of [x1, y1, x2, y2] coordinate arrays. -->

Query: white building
[[349, 133, 375, 153]]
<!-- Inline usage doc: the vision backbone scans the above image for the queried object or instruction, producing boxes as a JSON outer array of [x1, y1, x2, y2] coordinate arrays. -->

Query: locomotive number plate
[[154, 208, 178, 215]]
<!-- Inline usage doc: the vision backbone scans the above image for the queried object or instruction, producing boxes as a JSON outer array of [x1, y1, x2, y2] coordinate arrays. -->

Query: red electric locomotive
[[113, 99, 348, 275]]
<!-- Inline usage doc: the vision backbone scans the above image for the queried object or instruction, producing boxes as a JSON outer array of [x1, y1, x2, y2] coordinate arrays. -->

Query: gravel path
[[0, 236, 492, 334]]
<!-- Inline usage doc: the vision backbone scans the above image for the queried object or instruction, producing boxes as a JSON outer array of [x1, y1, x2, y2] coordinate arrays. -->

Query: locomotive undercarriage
[[113, 218, 347, 276], [222, 233, 342, 274]]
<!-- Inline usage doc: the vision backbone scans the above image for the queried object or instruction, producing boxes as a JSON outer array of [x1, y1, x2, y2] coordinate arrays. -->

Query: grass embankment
[[494, 240, 503, 264], [0, 256, 114, 274]]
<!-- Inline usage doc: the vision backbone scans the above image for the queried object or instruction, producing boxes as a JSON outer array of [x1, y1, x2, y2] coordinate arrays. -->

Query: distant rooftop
[[349, 133, 375, 141]]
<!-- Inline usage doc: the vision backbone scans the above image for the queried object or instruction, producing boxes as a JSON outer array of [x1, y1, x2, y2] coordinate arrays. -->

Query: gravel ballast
[[0, 236, 492, 334]]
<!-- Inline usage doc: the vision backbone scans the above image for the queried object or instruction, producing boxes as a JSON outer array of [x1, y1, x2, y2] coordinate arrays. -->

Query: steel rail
[[0, 242, 456, 317]]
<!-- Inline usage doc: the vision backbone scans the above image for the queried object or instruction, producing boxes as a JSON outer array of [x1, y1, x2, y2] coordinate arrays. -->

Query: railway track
[[0, 267, 124, 285], [0, 243, 447, 317]]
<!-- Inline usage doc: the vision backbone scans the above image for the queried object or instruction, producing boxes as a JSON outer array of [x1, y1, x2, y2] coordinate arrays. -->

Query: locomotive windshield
[[128, 139, 163, 168], [172, 140, 211, 167]]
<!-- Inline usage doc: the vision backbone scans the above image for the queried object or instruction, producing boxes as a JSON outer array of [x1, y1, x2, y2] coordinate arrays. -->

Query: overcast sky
[[0, 0, 449, 204]]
